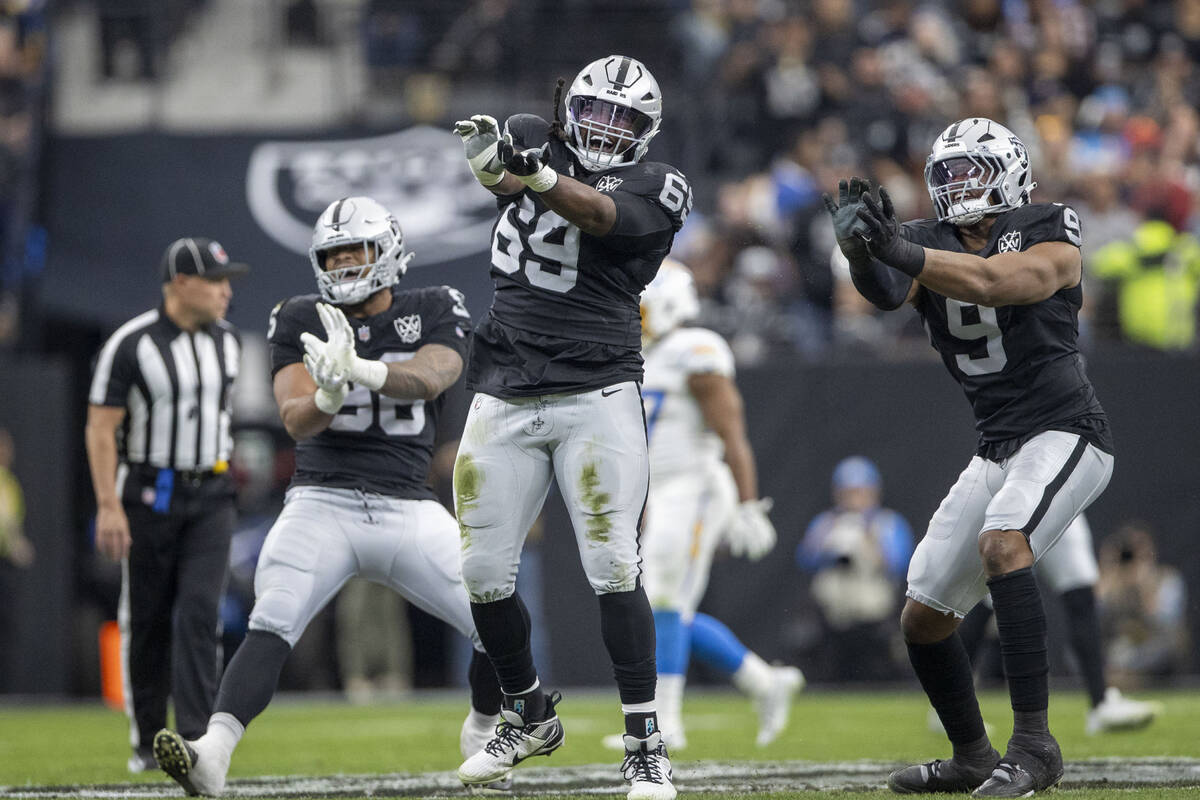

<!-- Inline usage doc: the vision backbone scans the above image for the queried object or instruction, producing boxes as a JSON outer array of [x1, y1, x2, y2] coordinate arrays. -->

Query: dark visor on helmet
[[569, 97, 652, 138]]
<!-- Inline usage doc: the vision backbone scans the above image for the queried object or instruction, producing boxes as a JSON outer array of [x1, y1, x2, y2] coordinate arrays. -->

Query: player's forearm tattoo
[[380, 345, 463, 401]]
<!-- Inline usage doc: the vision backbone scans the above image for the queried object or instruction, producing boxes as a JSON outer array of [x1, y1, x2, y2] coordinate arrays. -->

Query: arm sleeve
[[848, 252, 914, 310], [604, 191, 676, 254]]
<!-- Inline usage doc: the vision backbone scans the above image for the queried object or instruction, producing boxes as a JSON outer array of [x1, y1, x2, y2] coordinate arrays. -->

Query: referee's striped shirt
[[89, 307, 241, 471]]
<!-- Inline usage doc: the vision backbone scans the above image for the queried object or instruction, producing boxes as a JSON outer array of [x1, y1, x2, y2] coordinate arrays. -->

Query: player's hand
[[822, 177, 872, 263], [454, 114, 506, 187], [305, 303, 388, 392], [726, 498, 777, 561], [302, 350, 349, 414], [498, 134, 559, 192], [95, 503, 131, 562], [855, 186, 926, 277]]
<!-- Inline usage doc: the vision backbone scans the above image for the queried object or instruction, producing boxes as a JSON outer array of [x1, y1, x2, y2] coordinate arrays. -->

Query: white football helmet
[[641, 258, 700, 345], [924, 118, 1036, 226], [309, 196, 413, 305], [564, 55, 662, 172]]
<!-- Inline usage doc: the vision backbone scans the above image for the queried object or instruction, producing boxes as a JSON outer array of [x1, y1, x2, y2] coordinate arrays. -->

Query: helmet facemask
[[566, 96, 655, 171], [926, 154, 1007, 226]]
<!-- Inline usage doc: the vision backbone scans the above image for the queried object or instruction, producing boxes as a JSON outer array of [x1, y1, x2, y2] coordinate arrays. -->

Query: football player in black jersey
[[452, 55, 689, 800], [825, 119, 1115, 798], [153, 197, 504, 797]]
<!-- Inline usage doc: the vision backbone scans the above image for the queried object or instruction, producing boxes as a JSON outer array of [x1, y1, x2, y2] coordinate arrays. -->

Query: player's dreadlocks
[[549, 77, 569, 142]]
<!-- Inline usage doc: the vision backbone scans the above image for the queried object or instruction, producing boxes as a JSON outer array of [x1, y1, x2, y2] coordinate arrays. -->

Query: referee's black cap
[[161, 237, 250, 282]]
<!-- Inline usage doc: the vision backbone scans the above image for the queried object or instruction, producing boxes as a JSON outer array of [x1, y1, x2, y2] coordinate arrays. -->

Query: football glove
[[301, 303, 388, 393], [302, 350, 348, 414], [725, 498, 777, 561], [856, 186, 926, 278], [822, 177, 873, 263], [454, 114, 507, 187], [497, 133, 559, 193]]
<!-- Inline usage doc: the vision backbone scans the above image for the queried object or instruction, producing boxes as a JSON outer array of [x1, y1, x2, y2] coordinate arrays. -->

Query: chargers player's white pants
[[249, 486, 482, 649], [641, 460, 739, 620], [907, 430, 1114, 618], [455, 382, 649, 601]]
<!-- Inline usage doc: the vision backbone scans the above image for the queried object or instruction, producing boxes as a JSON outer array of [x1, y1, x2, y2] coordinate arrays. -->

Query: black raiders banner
[[44, 126, 498, 333]]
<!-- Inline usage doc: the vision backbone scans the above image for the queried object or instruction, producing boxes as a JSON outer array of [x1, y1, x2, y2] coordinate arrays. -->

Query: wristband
[[349, 358, 388, 392], [516, 164, 559, 193], [880, 237, 926, 278], [314, 386, 345, 415], [477, 169, 506, 187]]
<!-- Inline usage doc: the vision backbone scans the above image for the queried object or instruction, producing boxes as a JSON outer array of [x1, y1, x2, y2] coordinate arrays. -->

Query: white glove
[[303, 350, 348, 414], [454, 114, 506, 187], [301, 303, 388, 392], [726, 498, 777, 561]]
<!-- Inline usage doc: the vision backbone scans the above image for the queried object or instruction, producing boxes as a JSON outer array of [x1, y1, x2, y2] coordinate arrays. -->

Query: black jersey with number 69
[[267, 286, 472, 498], [467, 113, 691, 398], [903, 202, 1112, 460]]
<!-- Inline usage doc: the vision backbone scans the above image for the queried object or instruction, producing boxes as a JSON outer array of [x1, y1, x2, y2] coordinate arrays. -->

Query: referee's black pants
[[120, 470, 234, 750]]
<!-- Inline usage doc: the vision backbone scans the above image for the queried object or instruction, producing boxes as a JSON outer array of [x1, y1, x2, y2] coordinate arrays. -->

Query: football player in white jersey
[[604, 259, 803, 751]]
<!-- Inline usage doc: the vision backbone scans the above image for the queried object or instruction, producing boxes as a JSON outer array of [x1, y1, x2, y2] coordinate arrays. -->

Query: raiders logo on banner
[[246, 126, 496, 265]]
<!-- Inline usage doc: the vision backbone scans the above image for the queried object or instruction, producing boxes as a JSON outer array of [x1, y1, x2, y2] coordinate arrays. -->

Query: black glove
[[497, 134, 548, 177], [496, 133, 558, 192], [856, 186, 925, 278], [822, 177, 873, 262]]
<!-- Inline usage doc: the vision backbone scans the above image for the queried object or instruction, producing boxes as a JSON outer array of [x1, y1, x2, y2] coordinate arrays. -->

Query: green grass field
[[1, 687, 1198, 798]]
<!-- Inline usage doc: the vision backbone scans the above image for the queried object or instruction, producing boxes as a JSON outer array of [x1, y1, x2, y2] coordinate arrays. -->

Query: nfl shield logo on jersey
[[357, 325, 371, 342], [394, 314, 422, 343], [998, 230, 1022, 253]]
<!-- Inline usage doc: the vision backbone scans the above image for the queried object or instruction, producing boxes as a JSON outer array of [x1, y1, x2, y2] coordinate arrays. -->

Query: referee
[[85, 237, 249, 773]]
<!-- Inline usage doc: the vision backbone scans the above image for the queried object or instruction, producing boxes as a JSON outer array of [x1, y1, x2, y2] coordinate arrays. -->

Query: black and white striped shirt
[[89, 307, 241, 471]]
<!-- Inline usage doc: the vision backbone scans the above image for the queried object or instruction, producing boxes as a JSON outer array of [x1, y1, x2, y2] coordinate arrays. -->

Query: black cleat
[[888, 749, 1000, 794], [972, 734, 1063, 798]]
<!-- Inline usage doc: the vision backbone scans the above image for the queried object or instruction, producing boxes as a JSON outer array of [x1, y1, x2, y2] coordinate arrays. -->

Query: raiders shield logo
[[246, 126, 496, 264], [595, 175, 624, 193], [998, 230, 1022, 253], [394, 314, 421, 343]]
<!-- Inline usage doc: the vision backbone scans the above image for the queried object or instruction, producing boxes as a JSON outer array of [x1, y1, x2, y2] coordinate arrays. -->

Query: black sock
[[988, 567, 1049, 733], [906, 633, 990, 756], [957, 602, 994, 666], [214, 630, 291, 728], [598, 587, 656, 704], [468, 649, 503, 716], [469, 593, 538, 697], [1060, 586, 1106, 707], [625, 711, 661, 740]]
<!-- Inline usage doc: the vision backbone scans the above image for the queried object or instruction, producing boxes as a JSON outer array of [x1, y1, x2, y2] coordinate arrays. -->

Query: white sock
[[620, 700, 657, 714], [467, 707, 499, 729], [202, 712, 245, 759], [656, 674, 686, 724], [732, 652, 773, 696]]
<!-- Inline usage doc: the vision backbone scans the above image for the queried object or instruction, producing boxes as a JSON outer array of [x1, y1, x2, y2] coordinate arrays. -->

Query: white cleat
[[457, 692, 564, 787], [127, 748, 157, 774], [153, 729, 229, 797], [1086, 687, 1161, 735], [754, 665, 804, 746], [460, 712, 513, 794], [622, 731, 676, 800]]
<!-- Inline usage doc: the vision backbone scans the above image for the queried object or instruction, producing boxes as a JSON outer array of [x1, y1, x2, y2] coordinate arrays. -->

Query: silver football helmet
[[564, 55, 662, 172], [309, 196, 413, 306], [924, 118, 1036, 226], [641, 258, 700, 345]]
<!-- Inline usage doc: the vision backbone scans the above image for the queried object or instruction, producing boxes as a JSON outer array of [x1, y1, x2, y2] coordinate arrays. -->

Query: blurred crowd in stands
[[377, 0, 1200, 363], [0, 1, 46, 350]]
